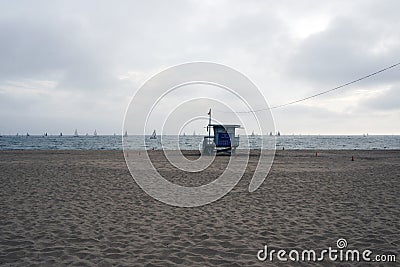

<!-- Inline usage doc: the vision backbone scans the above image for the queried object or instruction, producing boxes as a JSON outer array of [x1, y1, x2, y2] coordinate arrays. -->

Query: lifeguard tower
[[202, 109, 240, 155]]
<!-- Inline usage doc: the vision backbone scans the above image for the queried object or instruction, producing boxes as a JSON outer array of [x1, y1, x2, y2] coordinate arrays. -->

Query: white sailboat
[[94, 129, 97, 137], [150, 130, 157, 139], [124, 130, 128, 137], [73, 129, 79, 137]]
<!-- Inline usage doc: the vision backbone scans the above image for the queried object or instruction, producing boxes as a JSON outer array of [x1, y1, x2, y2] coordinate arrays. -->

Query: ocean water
[[0, 135, 399, 150]]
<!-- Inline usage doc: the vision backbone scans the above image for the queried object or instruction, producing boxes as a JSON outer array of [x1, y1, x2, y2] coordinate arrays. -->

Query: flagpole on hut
[[208, 108, 211, 139]]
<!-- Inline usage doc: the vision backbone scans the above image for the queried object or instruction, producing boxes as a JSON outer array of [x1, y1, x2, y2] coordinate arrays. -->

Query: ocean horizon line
[[1, 134, 400, 137]]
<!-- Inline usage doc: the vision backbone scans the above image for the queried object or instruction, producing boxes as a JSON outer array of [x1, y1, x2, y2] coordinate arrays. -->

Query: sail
[[150, 130, 157, 139], [74, 129, 78, 137]]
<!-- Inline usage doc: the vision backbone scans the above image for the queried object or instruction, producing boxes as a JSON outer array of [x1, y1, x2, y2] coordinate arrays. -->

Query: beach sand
[[0, 150, 399, 266]]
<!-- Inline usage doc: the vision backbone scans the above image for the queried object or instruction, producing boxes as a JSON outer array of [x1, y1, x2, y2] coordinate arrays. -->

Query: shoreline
[[1, 148, 400, 151]]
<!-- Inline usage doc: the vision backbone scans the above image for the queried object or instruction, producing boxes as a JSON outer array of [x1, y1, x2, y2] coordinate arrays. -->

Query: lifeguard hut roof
[[208, 124, 241, 128]]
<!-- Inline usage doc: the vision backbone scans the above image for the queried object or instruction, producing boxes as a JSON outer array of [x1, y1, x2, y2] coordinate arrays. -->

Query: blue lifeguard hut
[[202, 109, 240, 155]]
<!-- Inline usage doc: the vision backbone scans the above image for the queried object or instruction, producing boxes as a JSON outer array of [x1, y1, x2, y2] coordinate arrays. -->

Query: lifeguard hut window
[[217, 132, 231, 147], [211, 124, 240, 148]]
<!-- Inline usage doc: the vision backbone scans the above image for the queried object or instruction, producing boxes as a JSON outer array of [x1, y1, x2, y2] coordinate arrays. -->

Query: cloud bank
[[0, 0, 399, 134]]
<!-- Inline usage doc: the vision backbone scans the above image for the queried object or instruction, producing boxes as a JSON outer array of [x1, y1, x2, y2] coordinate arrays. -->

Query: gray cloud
[[287, 1, 400, 87], [362, 86, 400, 110]]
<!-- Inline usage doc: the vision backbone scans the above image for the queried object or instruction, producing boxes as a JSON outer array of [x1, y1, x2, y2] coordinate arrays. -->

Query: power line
[[222, 61, 400, 114]]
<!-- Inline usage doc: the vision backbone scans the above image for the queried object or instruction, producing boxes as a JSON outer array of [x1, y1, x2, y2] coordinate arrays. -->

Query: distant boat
[[44, 132, 48, 137], [86, 133, 88, 136], [269, 132, 273, 136], [150, 130, 157, 139], [183, 132, 186, 137], [26, 132, 30, 137], [124, 130, 128, 137], [193, 130, 196, 136], [277, 131, 281, 136], [94, 130, 97, 137], [16, 133, 19, 136], [73, 129, 79, 137], [60, 132, 63, 137]]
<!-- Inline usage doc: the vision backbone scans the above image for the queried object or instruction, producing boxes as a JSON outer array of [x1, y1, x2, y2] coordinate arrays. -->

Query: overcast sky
[[0, 0, 399, 135]]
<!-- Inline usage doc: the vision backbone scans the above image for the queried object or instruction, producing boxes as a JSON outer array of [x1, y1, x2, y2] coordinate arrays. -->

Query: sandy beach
[[0, 150, 398, 266]]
